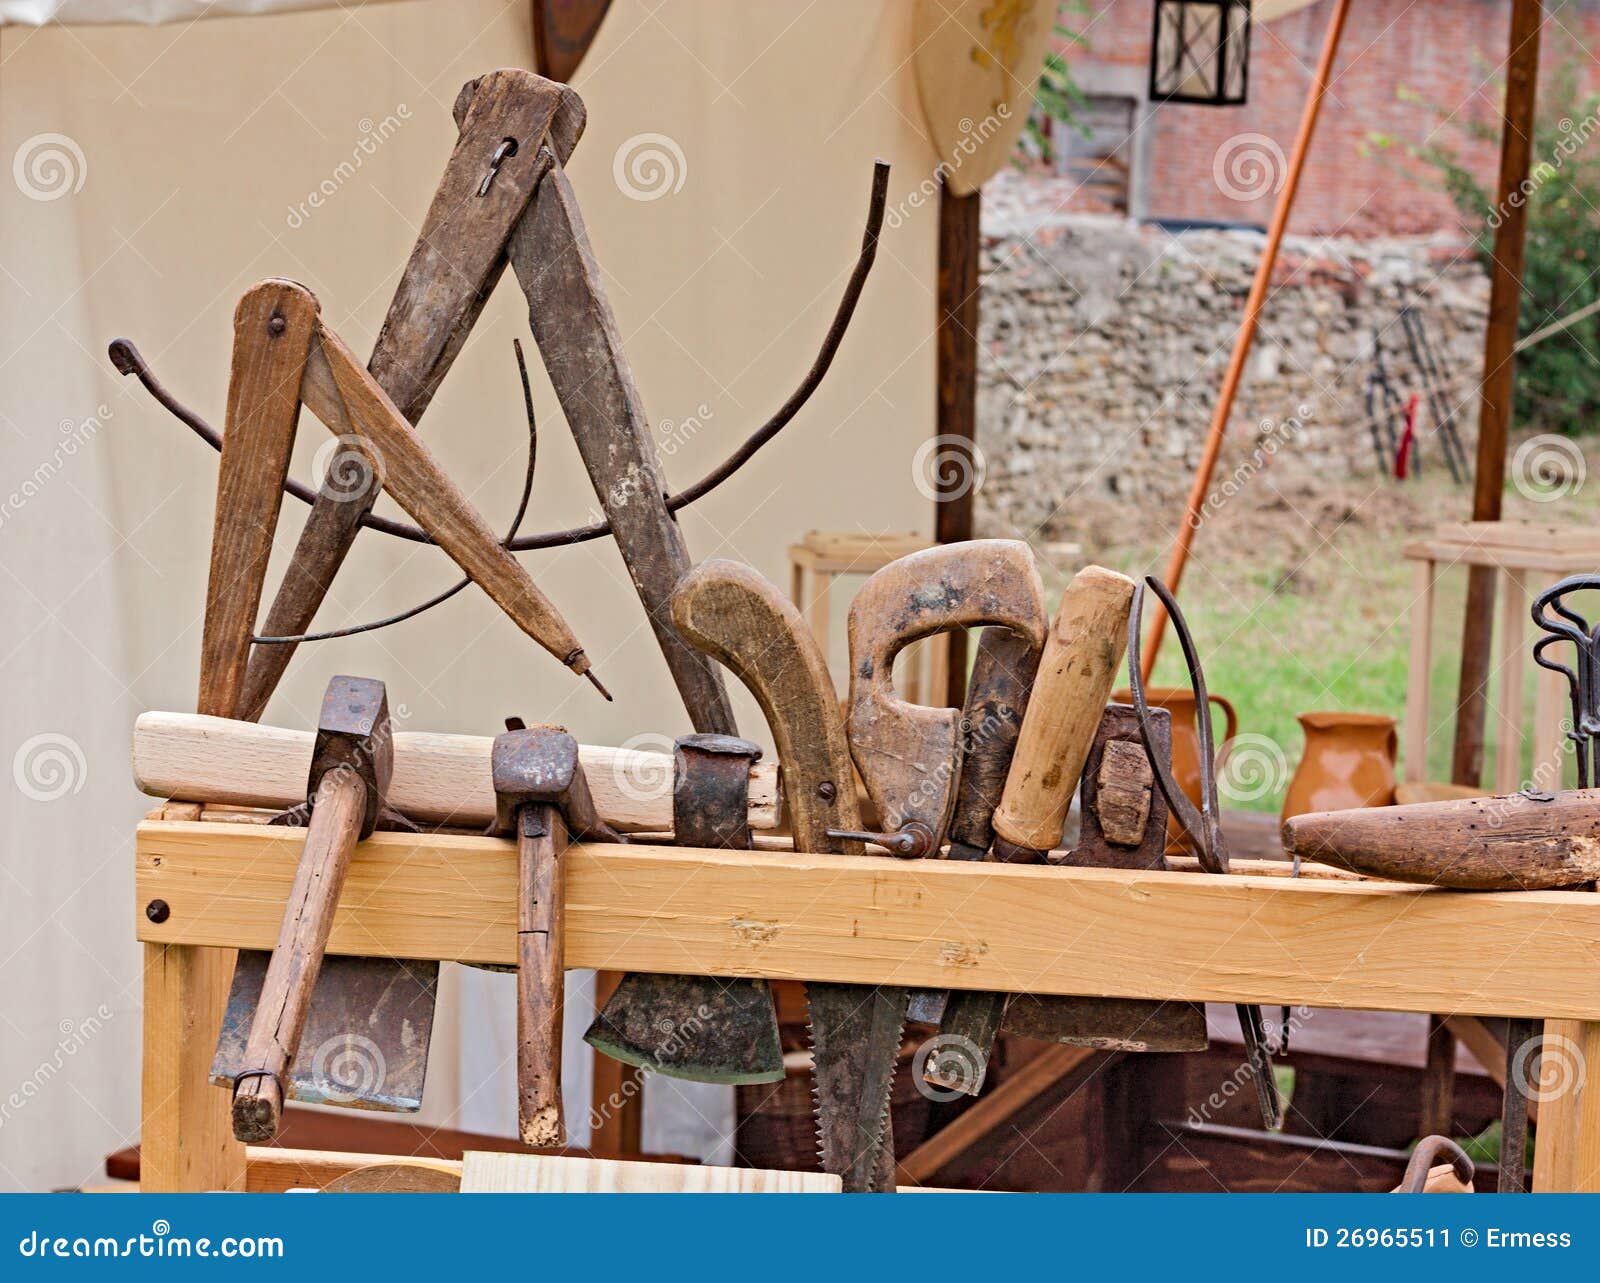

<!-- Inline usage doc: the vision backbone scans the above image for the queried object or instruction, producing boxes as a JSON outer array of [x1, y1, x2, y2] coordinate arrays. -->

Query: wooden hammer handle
[[231, 769, 367, 1141], [992, 566, 1135, 855], [517, 803, 567, 1147]]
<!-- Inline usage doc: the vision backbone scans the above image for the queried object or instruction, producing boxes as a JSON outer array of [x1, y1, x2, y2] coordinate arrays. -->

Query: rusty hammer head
[[841, 540, 1046, 857], [308, 675, 392, 840], [491, 721, 618, 842]]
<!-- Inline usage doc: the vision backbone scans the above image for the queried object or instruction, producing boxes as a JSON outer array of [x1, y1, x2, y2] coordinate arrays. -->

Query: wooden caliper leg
[[144, 279, 316, 1191]]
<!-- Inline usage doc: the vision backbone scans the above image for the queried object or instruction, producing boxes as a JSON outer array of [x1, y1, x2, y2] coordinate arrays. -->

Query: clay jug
[[1280, 711, 1398, 822], [1111, 685, 1237, 845]]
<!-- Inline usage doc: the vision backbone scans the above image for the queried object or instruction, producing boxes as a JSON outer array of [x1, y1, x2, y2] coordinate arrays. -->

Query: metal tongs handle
[[1531, 573, 1600, 789], [1127, 575, 1284, 1131]]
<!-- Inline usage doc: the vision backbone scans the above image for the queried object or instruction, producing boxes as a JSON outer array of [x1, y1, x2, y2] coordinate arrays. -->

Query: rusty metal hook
[[1399, 1135, 1475, 1192]]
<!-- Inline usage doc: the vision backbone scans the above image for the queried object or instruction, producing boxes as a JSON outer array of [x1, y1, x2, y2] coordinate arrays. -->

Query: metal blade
[[807, 981, 907, 1193], [212, 950, 438, 1112], [584, 973, 783, 1085]]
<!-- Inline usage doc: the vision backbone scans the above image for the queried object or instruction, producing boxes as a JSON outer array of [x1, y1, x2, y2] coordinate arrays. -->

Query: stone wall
[[973, 175, 1491, 546]]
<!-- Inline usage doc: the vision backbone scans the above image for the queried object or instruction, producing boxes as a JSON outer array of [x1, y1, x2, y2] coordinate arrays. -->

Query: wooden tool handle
[[947, 627, 1041, 856], [1282, 788, 1600, 890], [517, 803, 567, 1146], [671, 559, 860, 853], [231, 769, 367, 1141], [992, 565, 1135, 855], [198, 279, 318, 719], [133, 712, 780, 834], [306, 323, 592, 676]]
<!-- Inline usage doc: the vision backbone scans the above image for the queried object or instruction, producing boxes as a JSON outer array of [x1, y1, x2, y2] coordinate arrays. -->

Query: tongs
[[1128, 575, 1285, 1131]]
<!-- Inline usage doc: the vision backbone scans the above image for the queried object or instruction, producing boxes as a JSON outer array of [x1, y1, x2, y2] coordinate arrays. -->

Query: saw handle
[[516, 802, 567, 1147], [991, 565, 1136, 857], [231, 769, 367, 1142]]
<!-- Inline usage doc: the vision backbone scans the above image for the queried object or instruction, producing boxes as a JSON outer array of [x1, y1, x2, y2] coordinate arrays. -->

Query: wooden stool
[[787, 531, 948, 704], [1404, 521, 1600, 794]]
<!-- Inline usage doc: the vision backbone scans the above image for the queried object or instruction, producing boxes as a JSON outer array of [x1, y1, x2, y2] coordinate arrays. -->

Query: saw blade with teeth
[[807, 981, 907, 1193]]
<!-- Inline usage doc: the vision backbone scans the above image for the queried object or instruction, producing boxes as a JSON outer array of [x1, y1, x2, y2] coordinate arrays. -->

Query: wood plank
[[1533, 1018, 1600, 1190], [136, 822, 1600, 1019], [460, 1150, 838, 1192], [898, 1044, 1096, 1184], [1404, 558, 1436, 784], [131, 711, 779, 833], [1495, 569, 1529, 793], [140, 944, 245, 1191]]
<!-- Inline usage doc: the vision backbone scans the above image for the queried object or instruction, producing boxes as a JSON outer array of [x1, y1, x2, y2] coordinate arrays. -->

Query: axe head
[[211, 950, 438, 1112]]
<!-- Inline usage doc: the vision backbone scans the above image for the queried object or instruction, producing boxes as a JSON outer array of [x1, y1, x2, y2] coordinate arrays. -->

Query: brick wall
[[1062, 0, 1600, 236]]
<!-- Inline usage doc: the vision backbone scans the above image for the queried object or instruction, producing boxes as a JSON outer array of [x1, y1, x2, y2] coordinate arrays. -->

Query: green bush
[[1371, 64, 1600, 435]]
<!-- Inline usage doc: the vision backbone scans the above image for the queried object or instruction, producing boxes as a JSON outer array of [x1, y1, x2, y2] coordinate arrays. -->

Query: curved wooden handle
[[992, 565, 1135, 854], [672, 560, 861, 854], [845, 540, 1045, 845]]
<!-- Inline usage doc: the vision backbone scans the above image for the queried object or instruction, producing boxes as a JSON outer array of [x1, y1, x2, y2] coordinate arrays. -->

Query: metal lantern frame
[[1149, 0, 1253, 107]]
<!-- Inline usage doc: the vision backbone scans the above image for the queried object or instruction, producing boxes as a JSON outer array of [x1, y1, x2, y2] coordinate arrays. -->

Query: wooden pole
[[935, 179, 982, 706], [1451, 0, 1543, 788], [1140, 0, 1353, 680]]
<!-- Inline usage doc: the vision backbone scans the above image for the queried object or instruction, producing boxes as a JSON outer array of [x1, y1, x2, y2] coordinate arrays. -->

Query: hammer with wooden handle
[[229, 675, 393, 1142], [491, 721, 626, 1146]]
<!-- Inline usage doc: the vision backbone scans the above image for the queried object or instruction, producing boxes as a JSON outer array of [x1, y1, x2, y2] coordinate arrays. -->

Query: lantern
[[1149, 1, 1253, 106]]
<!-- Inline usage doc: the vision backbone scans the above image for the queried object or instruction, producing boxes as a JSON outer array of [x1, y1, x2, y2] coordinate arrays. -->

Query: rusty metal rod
[[108, 160, 888, 554]]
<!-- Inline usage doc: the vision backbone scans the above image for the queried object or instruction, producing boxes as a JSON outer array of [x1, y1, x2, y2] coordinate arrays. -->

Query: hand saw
[[671, 559, 905, 1192]]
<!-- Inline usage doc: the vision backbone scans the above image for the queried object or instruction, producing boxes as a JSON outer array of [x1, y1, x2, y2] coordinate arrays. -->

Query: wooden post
[[935, 180, 981, 706], [1452, 0, 1543, 787], [1140, 0, 1353, 679], [140, 943, 245, 1191], [1533, 1018, 1600, 1190]]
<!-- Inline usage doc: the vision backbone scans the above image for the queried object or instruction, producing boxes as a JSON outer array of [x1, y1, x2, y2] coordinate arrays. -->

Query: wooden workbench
[[135, 816, 1600, 1192]]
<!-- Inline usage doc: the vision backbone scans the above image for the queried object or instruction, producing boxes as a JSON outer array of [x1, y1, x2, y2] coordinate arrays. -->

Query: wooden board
[[135, 821, 1600, 1019], [131, 712, 778, 833], [459, 1150, 838, 1192]]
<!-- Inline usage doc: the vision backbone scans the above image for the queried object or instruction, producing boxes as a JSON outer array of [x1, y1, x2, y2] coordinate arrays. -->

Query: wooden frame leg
[[1403, 558, 1437, 784], [1533, 1018, 1600, 1190], [588, 970, 643, 1155], [141, 943, 245, 1191], [1494, 569, 1528, 794]]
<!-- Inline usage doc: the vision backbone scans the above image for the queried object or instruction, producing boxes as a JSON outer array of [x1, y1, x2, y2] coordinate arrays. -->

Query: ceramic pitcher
[[1280, 711, 1398, 822]]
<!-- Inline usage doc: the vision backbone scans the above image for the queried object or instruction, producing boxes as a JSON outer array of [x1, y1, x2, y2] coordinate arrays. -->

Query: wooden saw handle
[[231, 769, 366, 1141], [671, 559, 861, 853], [992, 565, 1135, 857]]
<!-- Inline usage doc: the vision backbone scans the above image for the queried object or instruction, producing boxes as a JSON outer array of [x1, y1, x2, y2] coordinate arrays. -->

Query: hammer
[[231, 675, 392, 1142], [491, 719, 625, 1147]]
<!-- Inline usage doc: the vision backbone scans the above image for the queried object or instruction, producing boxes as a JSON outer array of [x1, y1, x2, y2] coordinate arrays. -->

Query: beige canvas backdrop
[[0, 0, 939, 1190]]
